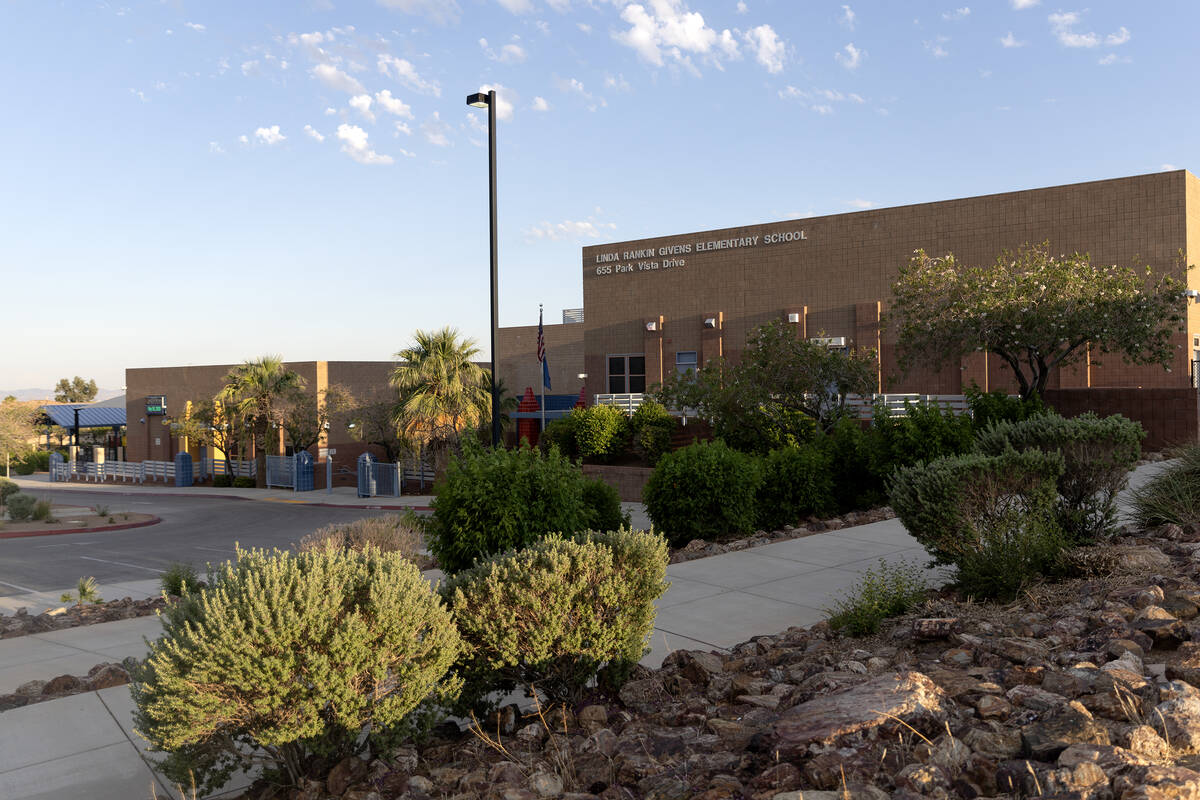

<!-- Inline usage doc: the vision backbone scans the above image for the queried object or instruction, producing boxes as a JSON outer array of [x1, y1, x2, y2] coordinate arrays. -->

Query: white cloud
[[324, 107, 337, 116], [924, 37, 949, 58], [840, 4, 855, 29], [546, 0, 570, 10], [394, 121, 412, 136], [1162, 164, 1179, 171], [812, 104, 833, 115], [744, 24, 784, 73], [604, 73, 632, 91], [377, 0, 461, 25], [736, 1, 748, 14], [185, 22, 206, 32], [532, 96, 550, 111], [1000, 31, 1025, 48], [1099, 53, 1130, 65], [613, 0, 741, 72], [421, 112, 452, 147], [312, 63, 366, 94], [480, 37, 528, 63], [129, 88, 148, 102], [304, 125, 325, 142], [336, 124, 394, 164], [1106, 26, 1131, 45], [536, 20, 551, 34], [1048, 12, 1124, 49], [778, 86, 864, 114], [478, 84, 515, 121], [524, 218, 617, 242], [496, 0, 533, 13], [578, 22, 592, 33], [241, 60, 260, 76], [208, 141, 224, 154], [847, 199, 874, 209], [255, 125, 286, 145], [942, 7, 970, 21], [834, 42, 864, 69], [1011, 0, 1039, 7], [375, 89, 413, 118], [378, 54, 441, 96], [238, 134, 249, 144], [349, 94, 375, 121]]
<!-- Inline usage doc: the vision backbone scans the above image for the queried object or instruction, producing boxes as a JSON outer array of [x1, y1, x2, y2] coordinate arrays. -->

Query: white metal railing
[[49, 457, 260, 485], [594, 393, 645, 414], [204, 458, 256, 478], [595, 392, 980, 421]]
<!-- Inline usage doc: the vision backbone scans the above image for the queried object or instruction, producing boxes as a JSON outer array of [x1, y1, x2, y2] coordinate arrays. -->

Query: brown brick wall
[[496, 322, 585, 398], [582, 464, 653, 503], [577, 171, 1194, 399], [1042, 388, 1200, 451]]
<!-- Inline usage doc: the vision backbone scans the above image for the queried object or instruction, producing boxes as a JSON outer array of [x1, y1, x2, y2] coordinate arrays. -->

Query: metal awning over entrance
[[39, 405, 126, 428]]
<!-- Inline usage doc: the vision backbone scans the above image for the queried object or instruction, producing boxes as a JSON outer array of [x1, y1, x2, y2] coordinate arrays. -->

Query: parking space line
[[79, 556, 163, 574]]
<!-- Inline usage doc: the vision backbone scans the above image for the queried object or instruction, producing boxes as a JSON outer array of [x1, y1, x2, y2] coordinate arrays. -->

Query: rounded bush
[[975, 412, 1144, 541], [211, 474, 232, 488], [131, 544, 460, 794], [539, 414, 578, 459], [443, 529, 668, 707], [232, 476, 255, 489], [643, 440, 761, 546], [871, 401, 975, 480], [427, 442, 592, 573], [755, 445, 834, 530], [582, 477, 630, 532], [6, 493, 35, 521], [573, 405, 629, 461], [629, 400, 675, 465], [0, 477, 18, 507]]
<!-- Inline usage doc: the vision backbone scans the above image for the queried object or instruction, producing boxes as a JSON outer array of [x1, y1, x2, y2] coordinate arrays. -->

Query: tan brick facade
[[496, 321, 586, 398], [574, 170, 1200, 398]]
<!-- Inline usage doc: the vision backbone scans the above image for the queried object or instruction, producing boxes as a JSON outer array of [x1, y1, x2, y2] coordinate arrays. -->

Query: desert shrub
[[6, 493, 34, 521], [32, 499, 53, 522], [976, 412, 1143, 542], [160, 563, 200, 596], [888, 449, 1067, 599], [1129, 444, 1200, 529], [629, 400, 675, 465], [582, 478, 630, 532], [643, 440, 761, 546], [573, 404, 629, 462], [12, 451, 49, 475], [212, 474, 232, 488], [60, 576, 102, 606], [427, 442, 592, 573], [11, 459, 34, 475], [300, 513, 424, 563], [816, 417, 882, 511], [232, 476, 255, 489], [0, 478, 17, 507], [443, 529, 668, 708], [131, 544, 461, 795], [540, 414, 578, 459], [755, 445, 834, 530], [965, 385, 1047, 433], [826, 560, 929, 636], [871, 401, 975, 480]]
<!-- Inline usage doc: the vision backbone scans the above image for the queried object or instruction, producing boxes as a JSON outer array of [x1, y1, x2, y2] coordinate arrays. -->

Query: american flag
[[537, 306, 545, 363]]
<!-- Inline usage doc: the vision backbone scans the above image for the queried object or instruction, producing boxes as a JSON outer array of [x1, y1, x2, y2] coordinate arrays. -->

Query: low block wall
[[1042, 388, 1200, 452], [582, 464, 654, 503]]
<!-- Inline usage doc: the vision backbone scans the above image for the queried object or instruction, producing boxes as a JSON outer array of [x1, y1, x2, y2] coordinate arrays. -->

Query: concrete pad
[[0, 653, 117, 694], [749, 533, 915, 568], [742, 566, 880, 609], [0, 741, 165, 800], [0, 691, 126, 772], [34, 615, 161, 652], [666, 549, 823, 590], [0, 635, 84, 669], [655, 576, 729, 608], [652, 591, 825, 648], [642, 627, 727, 668], [823, 519, 921, 547]]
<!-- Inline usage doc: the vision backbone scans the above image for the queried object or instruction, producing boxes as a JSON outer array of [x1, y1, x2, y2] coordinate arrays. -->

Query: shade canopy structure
[[38, 405, 126, 429]]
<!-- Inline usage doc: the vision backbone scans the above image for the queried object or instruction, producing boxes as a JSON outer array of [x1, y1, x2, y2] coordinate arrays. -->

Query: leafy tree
[[218, 357, 306, 488], [349, 398, 411, 463], [652, 319, 878, 450], [282, 384, 355, 454], [0, 398, 38, 476], [391, 328, 488, 453], [891, 241, 1188, 400], [53, 376, 98, 403]]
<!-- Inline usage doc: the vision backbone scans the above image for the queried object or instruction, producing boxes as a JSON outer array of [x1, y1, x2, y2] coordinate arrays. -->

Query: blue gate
[[356, 453, 376, 497], [295, 451, 315, 492]]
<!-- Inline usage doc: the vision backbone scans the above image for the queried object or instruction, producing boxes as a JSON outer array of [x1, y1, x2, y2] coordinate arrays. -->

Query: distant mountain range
[[1, 389, 123, 403]]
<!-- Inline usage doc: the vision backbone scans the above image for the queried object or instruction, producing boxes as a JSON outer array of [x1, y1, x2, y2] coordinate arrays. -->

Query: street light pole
[[468, 89, 501, 448]]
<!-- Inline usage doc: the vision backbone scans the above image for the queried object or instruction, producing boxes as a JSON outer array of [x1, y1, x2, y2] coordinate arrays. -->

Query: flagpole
[[539, 304, 546, 436]]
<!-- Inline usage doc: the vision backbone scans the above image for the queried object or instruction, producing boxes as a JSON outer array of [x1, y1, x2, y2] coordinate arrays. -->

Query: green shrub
[[755, 445, 834, 530], [629, 400, 675, 465], [581, 478, 630, 532], [232, 476, 255, 489], [6, 493, 34, 521], [573, 405, 629, 462], [212, 474, 233, 488], [643, 440, 761, 546], [1129, 444, 1200, 529], [0, 478, 17, 507], [61, 576, 102, 606], [965, 385, 1047, 433], [131, 544, 461, 795], [816, 417, 882, 511], [540, 414, 578, 459], [11, 451, 49, 475], [826, 560, 929, 636], [442, 529, 668, 707], [32, 499, 53, 521], [975, 412, 1143, 542], [871, 401, 975, 480], [11, 459, 34, 475], [427, 442, 593, 573], [160, 563, 200, 596], [888, 448, 1067, 599]]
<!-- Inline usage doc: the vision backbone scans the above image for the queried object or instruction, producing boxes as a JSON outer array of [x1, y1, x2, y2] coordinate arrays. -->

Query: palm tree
[[391, 328, 488, 452], [219, 356, 306, 488]]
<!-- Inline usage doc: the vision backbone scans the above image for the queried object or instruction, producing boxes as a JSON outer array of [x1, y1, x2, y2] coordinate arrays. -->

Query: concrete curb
[[0, 517, 163, 540]]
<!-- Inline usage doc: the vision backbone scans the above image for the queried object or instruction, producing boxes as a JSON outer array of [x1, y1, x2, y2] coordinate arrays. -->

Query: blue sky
[[2, 0, 1193, 390]]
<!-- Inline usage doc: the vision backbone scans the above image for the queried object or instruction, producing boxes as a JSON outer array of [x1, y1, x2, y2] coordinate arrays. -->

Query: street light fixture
[[466, 88, 501, 448]]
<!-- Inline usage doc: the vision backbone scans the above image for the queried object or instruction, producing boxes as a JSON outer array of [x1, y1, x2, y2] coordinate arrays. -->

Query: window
[[607, 354, 646, 394], [675, 351, 698, 376]]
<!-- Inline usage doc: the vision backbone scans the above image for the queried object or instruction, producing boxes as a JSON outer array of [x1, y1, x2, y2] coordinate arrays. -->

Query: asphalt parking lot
[[0, 489, 397, 594]]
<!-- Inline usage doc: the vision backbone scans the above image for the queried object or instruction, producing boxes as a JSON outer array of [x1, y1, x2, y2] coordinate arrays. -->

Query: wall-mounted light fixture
[[703, 317, 717, 329], [645, 320, 658, 331], [787, 312, 801, 323], [577, 373, 588, 380]]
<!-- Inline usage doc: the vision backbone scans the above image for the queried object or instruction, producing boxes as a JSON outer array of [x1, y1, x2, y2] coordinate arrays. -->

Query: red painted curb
[[0, 516, 163, 539]]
